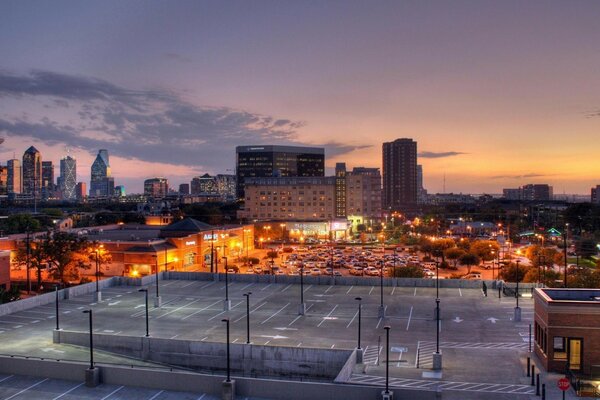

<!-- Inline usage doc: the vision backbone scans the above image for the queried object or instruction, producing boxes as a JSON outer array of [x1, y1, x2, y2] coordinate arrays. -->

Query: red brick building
[[0, 250, 10, 290], [534, 288, 600, 375]]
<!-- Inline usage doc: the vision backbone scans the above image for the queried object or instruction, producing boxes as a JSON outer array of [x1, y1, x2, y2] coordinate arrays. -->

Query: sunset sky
[[1, 0, 600, 194]]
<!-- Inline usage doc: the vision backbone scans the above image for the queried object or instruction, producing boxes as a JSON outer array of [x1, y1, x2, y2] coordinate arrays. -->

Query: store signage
[[203, 233, 216, 241], [185, 240, 196, 246]]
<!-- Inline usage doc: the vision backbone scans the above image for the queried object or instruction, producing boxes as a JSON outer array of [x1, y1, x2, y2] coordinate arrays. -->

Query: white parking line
[[100, 385, 124, 400], [324, 286, 333, 293], [317, 304, 338, 327], [260, 284, 273, 291], [196, 394, 206, 400], [406, 306, 413, 330], [261, 303, 290, 324], [413, 287, 417, 296], [5, 378, 48, 400], [303, 285, 313, 293], [459, 288, 462, 297], [147, 390, 164, 400], [156, 299, 200, 319], [181, 300, 222, 320], [346, 286, 354, 294], [52, 382, 84, 399], [391, 287, 396, 295], [240, 283, 254, 291], [288, 315, 302, 326], [281, 284, 292, 292], [0, 375, 13, 383], [346, 310, 359, 328], [368, 287, 374, 295], [233, 302, 267, 323]]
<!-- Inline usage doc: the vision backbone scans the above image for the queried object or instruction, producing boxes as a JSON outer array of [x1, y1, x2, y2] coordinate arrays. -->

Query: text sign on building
[[185, 240, 196, 246], [203, 234, 216, 241]]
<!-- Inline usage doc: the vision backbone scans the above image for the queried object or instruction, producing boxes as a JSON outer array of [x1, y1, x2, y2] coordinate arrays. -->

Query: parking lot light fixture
[[298, 262, 305, 315], [223, 256, 231, 311], [139, 289, 149, 337], [378, 260, 385, 319], [222, 318, 231, 382], [82, 310, 94, 369], [384, 326, 391, 395], [355, 297, 362, 350], [243, 292, 252, 344]]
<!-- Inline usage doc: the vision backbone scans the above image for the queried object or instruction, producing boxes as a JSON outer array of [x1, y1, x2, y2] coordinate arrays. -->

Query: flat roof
[[236, 145, 324, 154], [538, 288, 600, 303]]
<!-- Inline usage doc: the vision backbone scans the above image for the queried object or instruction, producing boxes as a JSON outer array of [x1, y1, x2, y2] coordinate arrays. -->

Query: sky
[[1, 0, 600, 194]]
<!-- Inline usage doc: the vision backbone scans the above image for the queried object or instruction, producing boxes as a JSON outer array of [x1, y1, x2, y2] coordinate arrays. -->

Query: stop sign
[[558, 378, 570, 391]]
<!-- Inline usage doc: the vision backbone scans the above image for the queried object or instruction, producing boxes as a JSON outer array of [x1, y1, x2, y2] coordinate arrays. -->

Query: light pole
[[514, 260, 521, 322], [210, 229, 215, 273], [563, 224, 569, 288], [298, 262, 305, 315], [152, 254, 161, 307], [355, 297, 363, 363], [378, 260, 385, 319], [139, 289, 149, 337], [223, 257, 230, 311], [25, 229, 31, 294], [55, 284, 60, 331], [243, 292, 251, 344], [222, 318, 231, 382], [82, 310, 94, 369], [383, 325, 392, 398], [94, 246, 102, 302]]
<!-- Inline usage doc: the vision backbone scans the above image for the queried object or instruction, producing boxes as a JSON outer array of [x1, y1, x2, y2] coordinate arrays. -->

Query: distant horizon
[[1, 1, 600, 194]]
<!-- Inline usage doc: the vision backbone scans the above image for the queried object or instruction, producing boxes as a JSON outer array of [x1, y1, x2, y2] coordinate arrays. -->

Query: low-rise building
[[0, 250, 10, 290], [534, 288, 600, 375]]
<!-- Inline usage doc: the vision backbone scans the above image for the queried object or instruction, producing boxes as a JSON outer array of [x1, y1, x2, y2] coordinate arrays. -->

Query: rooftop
[[538, 288, 600, 303]]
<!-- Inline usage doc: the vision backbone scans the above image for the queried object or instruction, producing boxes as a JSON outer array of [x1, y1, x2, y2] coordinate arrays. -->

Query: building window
[[553, 336, 567, 360]]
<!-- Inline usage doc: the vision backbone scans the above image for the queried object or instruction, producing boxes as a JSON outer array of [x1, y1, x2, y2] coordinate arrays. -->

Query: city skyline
[[2, 1, 600, 194]]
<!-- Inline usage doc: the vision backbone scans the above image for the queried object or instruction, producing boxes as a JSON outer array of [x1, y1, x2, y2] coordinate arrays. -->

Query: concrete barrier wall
[[0, 356, 437, 400], [56, 331, 352, 380]]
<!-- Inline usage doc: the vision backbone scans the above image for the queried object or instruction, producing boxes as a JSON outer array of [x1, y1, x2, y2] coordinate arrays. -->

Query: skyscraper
[[59, 155, 77, 201], [382, 138, 417, 210], [41, 161, 54, 200], [90, 149, 114, 197], [7, 159, 21, 194], [335, 163, 347, 218], [0, 166, 7, 195], [416, 164, 427, 203], [22, 146, 42, 199], [144, 177, 169, 198], [236, 145, 325, 198]]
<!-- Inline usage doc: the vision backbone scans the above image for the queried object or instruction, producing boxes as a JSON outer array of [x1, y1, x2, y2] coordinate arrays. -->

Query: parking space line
[[261, 303, 290, 324], [317, 304, 338, 327], [156, 299, 201, 319], [346, 286, 353, 294], [376, 318, 383, 329], [303, 285, 312, 293], [219, 283, 234, 290], [288, 315, 302, 326], [297, 342, 302, 347], [240, 283, 254, 291], [52, 382, 84, 399], [406, 306, 413, 330], [5, 378, 48, 400], [324, 286, 333, 293], [100, 385, 124, 400], [459, 288, 462, 297], [233, 302, 267, 323], [260, 284, 273, 291], [196, 394, 206, 400], [346, 310, 358, 328], [181, 300, 222, 320], [0, 375, 13, 383], [391, 286, 396, 295], [281, 284, 292, 292], [147, 390, 164, 400], [413, 287, 417, 296], [368, 287, 374, 295]]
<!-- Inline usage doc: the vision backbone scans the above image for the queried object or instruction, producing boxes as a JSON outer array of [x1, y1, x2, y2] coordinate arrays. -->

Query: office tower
[[0, 166, 7, 195], [22, 146, 42, 199], [521, 184, 553, 201], [416, 164, 427, 203], [59, 156, 77, 201], [76, 182, 87, 201], [592, 185, 600, 204], [345, 167, 382, 220], [382, 138, 417, 210], [90, 149, 114, 197], [335, 163, 347, 218], [41, 161, 54, 199], [114, 185, 125, 197], [191, 174, 218, 195], [215, 174, 236, 201], [7, 159, 21, 194], [236, 145, 325, 198], [144, 177, 169, 198], [179, 183, 190, 195]]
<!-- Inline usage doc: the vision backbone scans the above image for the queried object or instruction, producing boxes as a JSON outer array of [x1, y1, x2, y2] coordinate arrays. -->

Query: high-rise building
[[59, 156, 77, 201], [22, 146, 42, 199], [236, 145, 325, 198], [345, 167, 382, 220], [41, 161, 54, 199], [215, 174, 236, 201], [416, 164, 427, 203], [382, 138, 417, 210], [335, 163, 347, 218], [144, 177, 169, 198], [114, 185, 125, 197], [76, 182, 87, 201], [90, 149, 114, 197], [179, 183, 190, 195], [591, 185, 600, 204], [503, 184, 553, 201], [0, 166, 7, 195], [7, 159, 21, 194], [191, 174, 218, 195]]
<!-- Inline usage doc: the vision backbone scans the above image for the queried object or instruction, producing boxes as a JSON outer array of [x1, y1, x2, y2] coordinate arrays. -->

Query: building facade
[[179, 183, 190, 195], [76, 182, 87, 201], [22, 146, 42, 199], [335, 163, 347, 218], [41, 161, 54, 200], [503, 184, 554, 201], [90, 149, 114, 197], [382, 138, 417, 210], [59, 156, 77, 201], [236, 145, 325, 198], [345, 167, 382, 222], [7, 159, 21, 194], [534, 288, 600, 375], [144, 177, 169, 198], [591, 185, 600, 204]]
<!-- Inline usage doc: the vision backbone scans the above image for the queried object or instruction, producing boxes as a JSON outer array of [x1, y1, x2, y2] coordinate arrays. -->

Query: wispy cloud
[[0, 69, 364, 171], [418, 151, 466, 159], [490, 173, 548, 179]]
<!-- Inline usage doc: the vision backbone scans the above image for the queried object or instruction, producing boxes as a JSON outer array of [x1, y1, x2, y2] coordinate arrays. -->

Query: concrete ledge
[[85, 367, 101, 387], [222, 379, 235, 400]]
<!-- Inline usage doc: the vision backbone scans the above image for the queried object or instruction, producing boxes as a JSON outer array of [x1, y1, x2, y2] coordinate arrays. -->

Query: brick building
[[534, 288, 600, 375]]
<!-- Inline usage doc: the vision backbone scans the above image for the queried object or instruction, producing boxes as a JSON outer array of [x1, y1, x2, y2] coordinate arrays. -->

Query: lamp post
[[25, 229, 31, 294], [563, 224, 569, 288], [223, 257, 230, 311], [152, 254, 161, 307], [243, 292, 251, 344], [355, 297, 363, 363], [94, 247, 101, 302], [298, 262, 305, 315], [82, 310, 94, 369], [55, 284, 60, 331], [383, 325, 392, 397], [514, 260, 521, 322], [378, 260, 385, 319], [210, 229, 215, 273], [139, 289, 149, 337], [222, 318, 231, 382]]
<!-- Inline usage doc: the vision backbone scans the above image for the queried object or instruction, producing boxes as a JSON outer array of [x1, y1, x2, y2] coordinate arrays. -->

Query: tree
[[525, 245, 560, 268], [394, 265, 425, 278], [1, 214, 41, 234], [444, 247, 466, 268], [14, 236, 49, 289], [459, 253, 481, 275], [576, 239, 598, 259], [0, 286, 21, 304], [499, 263, 529, 283], [88, 242, 112, 276], [469, 240, 500, 262], [567, 268, 600, 288], [431, 239, 455, 263], [43, 232, 91, 284]]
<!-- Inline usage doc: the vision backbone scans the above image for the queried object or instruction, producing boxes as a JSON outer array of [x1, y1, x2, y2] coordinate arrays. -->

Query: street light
[[139, 289, 149, 337], [514, 260, 521, 322], [82, 310, 94, 370], [298, 262, 305, 315], [243, 292, 252, 344], [378, 260, 385, 319], [94, 245, 103, 302], [564, 223, 569, 288], [384, 325, 391, 397], [55, 284, 60, 331], [355, 297, 362, 350], [222, 318, 231, 382], [152, 254, 161, 307], [223, 257, 230, 311]]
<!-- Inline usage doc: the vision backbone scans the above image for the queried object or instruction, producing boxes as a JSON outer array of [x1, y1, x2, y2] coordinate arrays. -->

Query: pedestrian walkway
[[362, 345, 381, 365], [416, 341, 528, 368]]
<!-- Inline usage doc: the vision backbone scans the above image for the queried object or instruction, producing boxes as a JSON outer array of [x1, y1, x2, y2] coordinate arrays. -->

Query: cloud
[[0, 69, 363, 172], [418, 151, 466, 158], [489, 173, 548, 179], [321, 142, 372, 157]]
